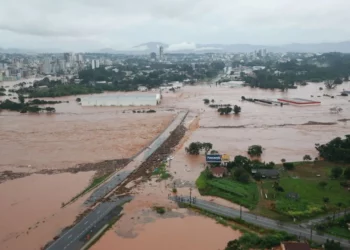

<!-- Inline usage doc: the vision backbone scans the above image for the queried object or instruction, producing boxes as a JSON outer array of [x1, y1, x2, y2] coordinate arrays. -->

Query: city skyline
[[1, 0, 350, 51]]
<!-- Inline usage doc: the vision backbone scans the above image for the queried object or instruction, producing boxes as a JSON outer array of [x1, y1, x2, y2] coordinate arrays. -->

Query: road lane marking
[[84, 220, 89, 225], [68, 234, 72, 239]]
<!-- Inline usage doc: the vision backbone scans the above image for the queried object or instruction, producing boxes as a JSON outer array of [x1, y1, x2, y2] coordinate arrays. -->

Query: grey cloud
[[0, 0, 350, 50]]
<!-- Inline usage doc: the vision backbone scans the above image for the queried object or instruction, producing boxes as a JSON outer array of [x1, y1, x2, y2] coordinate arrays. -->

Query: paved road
[[46, 111, 188, 249], [83, 110, 188, 205], [172, 197, 350, 249], [46, 196, 131, 250], [84, 171, 131, 206], [301, 210, 349, 228]]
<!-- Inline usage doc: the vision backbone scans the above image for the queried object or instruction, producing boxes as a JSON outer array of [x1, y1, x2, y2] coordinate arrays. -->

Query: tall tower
[[159, 46, 164, 61]]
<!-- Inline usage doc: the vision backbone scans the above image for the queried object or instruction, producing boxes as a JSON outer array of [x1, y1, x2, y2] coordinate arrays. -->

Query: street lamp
[[190, 187, 192, 205]]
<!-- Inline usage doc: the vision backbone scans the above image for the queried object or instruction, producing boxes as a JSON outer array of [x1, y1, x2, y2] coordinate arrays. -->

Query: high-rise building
[[42, 57, 51, 75], [95, 60, 100, 68], [159, 46, 164, 61], [91, 60, 96, 69]]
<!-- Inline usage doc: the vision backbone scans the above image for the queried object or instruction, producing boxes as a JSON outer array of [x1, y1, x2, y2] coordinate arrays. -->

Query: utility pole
[[190, 187, 192, 205], [310, 225, 313, 242]]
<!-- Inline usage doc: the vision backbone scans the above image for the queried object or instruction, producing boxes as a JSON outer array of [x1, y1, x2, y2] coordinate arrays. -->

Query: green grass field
[[196, 172, 259, 209], [261, 161, 350, 218], [325, 225, 350, 239]]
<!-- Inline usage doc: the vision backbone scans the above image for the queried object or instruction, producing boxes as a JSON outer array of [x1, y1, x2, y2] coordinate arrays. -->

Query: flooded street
[[92, 215, 240, 250], [0, 172, 94, 250]]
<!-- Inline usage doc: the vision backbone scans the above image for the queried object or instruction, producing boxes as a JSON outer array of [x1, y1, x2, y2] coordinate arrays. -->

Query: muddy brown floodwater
[[92, 215, 240, 250], [0, 171, 94, 250], [161, 82, 350, 163], [1, 79, 350, 250], [0, 106, 174, 170]]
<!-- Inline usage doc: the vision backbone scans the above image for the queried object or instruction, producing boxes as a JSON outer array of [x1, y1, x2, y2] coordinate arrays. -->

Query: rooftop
[[282, 242, 310, 250]]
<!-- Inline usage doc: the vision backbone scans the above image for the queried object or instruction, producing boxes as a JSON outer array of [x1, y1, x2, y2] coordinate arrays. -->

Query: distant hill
[[2, 41, 350, 54], [126, 41, 350, 54]]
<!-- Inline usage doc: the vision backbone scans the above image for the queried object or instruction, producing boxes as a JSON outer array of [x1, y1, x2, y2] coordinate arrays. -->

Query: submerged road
[[46, 111, 189, 249], [84, 110, 188, 206], [172, 197, 350, 249], [46, 196, 132, 250]]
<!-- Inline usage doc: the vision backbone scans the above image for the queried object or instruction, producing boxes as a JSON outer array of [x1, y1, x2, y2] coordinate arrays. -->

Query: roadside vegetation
[[316, 214, 350, 240], [152, 162, 172, 180], [63, 173, 111, 207]]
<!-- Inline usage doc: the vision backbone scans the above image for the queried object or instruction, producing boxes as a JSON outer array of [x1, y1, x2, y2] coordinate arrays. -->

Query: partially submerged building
[[81, 94, 161, 106]]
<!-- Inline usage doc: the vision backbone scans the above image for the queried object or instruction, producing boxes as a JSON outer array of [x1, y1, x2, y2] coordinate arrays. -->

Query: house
[[254, 169, 279, 179], [211, 167, 227, 178], [281, 242, 310, 250]]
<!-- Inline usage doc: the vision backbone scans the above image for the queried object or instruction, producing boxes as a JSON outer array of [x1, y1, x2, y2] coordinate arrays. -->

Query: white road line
[[68, 235, 72, 239], [84, 221, 89, 225]]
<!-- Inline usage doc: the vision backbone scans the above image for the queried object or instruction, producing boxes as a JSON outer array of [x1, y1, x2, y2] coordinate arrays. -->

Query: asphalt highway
[[172, 197, 350, 249], [46, 196, 131, 250], [45, 111, 189, 250]]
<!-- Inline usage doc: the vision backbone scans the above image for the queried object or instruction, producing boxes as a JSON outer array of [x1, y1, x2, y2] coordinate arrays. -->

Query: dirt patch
[[0, 159, 130, 185], [109, 124, 187, 196]]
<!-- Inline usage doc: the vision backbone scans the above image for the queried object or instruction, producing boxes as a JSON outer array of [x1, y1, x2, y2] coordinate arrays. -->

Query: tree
[[202, 142, 213, 155], [76, 98, 81, 102], [210, 150, 219, 154], [233, 105, 241, 114], [185, 142, 202, 155], [331, 166, 343, 178], [211, 99, 215, 103], [18, 95, 25, 104], [323, 197, 330, 203], [344, 167, 350, 180], [303, 155, 312, 161], [318, 181, 328, 189], [324, 239, 342, 250], [281, 158, 286, 163], [324, 80, 337, 89], [45, 107, 56, 113], [203, 99, 210, 104], [225, 240, 243, 250], [248, 145, 263, 157], [238, 173, 250, 183]]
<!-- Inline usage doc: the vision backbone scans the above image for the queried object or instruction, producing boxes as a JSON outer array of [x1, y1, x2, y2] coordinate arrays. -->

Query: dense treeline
[[242, 53, 350, 89], [0, 98, 56, 113], [316, 135, 350, 163], [14, 60, 225, 97]]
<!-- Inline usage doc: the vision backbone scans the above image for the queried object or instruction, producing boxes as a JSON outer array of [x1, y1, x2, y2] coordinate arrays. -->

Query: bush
[[303, 154, 312, 161], [283, 162, 295, 170], [153, 206, 166, 214], [203, 99, 210, 104], [331, 166, 343, 178], [233, 105, 241, 114], [76, 98, 81, 102]]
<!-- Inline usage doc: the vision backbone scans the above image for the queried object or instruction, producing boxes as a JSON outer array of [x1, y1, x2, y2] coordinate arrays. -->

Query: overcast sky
[[0, 0, 349, 51]]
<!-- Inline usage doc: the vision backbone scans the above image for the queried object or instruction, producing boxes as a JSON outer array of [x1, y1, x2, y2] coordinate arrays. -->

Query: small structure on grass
[[253, 169, 280, 179], [286, 192, 300, 201]]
